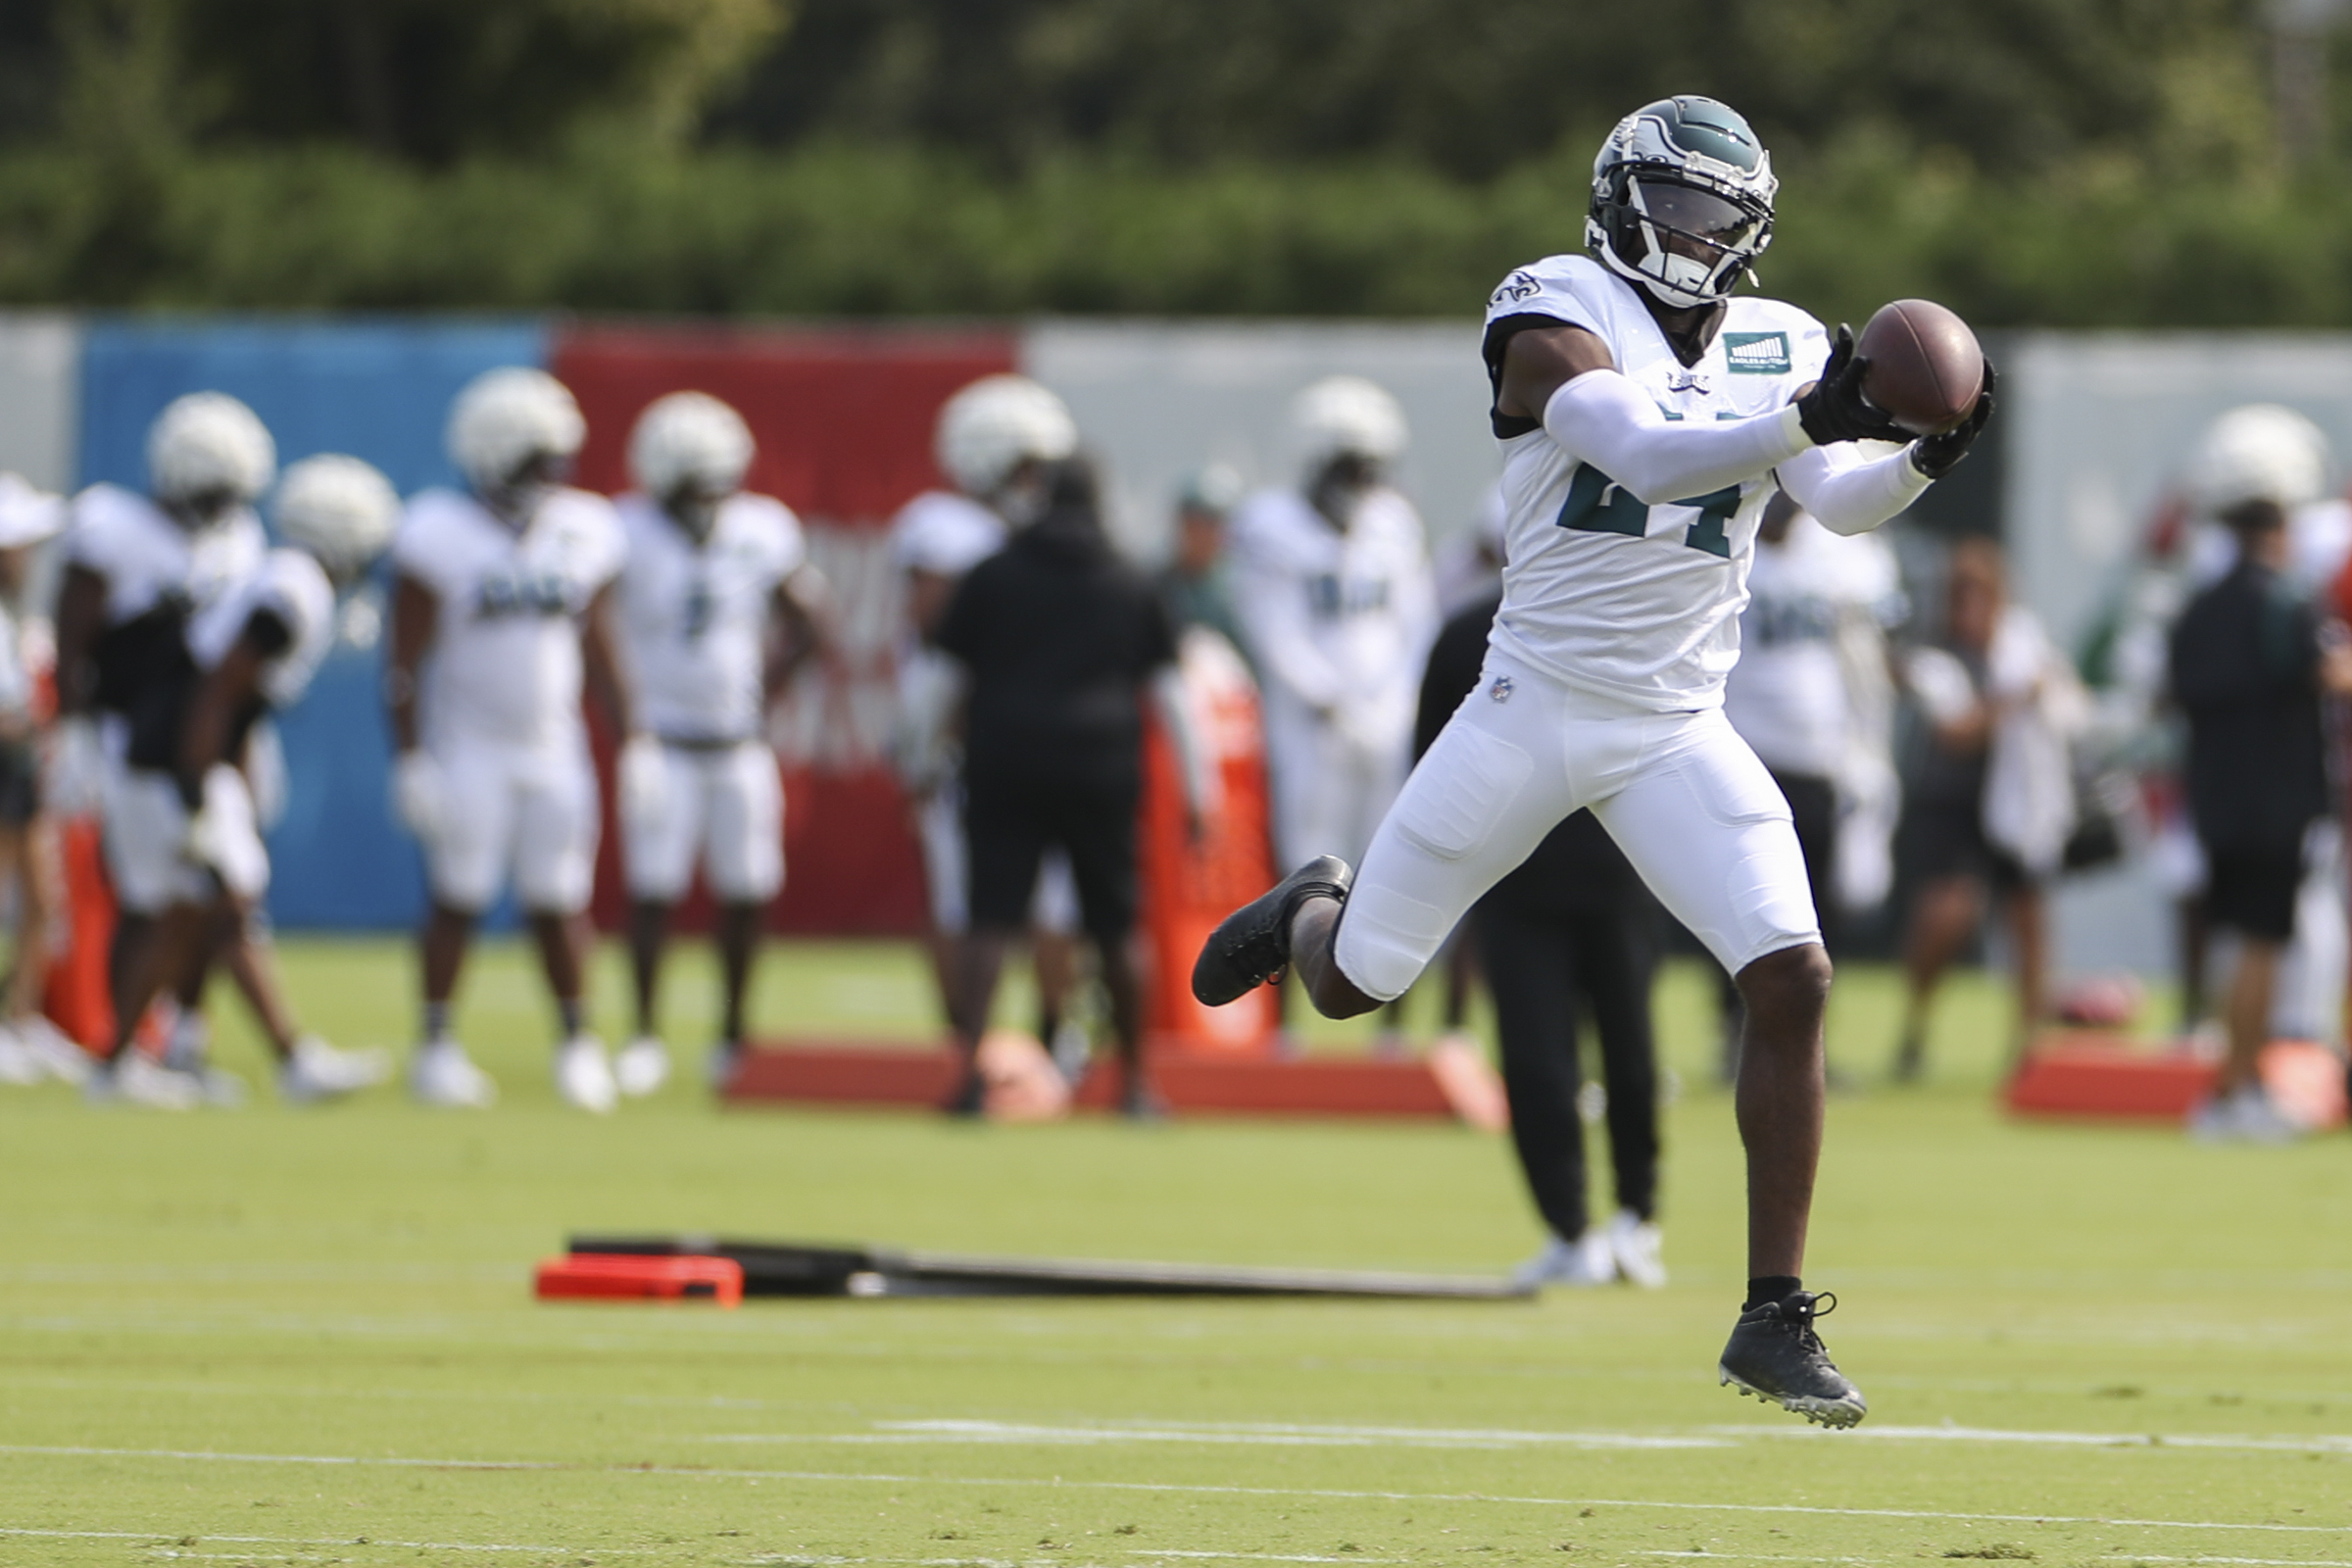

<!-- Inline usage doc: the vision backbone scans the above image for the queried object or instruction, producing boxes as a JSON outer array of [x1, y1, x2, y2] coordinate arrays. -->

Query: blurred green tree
[[28, 0, 786, 162]]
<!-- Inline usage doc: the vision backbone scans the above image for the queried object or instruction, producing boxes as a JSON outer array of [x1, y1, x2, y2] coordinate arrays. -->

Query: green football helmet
[[1586, 96, 1778, 310]]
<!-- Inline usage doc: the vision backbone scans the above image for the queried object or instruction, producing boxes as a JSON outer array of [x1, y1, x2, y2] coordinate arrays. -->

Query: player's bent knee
[[1736, 942, 1833, 1021]]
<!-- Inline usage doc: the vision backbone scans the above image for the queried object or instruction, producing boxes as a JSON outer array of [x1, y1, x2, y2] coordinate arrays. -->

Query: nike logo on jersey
[[474, 572, 573, 618]]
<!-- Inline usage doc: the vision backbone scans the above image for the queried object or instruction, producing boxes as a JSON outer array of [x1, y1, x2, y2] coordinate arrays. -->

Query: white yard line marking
[[0, 1525, 644, 1553], [706, 1420, 1719, 1451], [1726, 1422, 2352, 1455], [6, 1444, 2352, 1537]]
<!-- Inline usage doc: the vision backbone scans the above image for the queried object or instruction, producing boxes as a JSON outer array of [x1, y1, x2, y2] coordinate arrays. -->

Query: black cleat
[[1190, 856, 1353, 1006], [1718, 1290, 1867, 1427]]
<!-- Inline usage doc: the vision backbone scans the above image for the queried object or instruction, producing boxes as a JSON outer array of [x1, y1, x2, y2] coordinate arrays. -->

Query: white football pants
[[622, 740, 784, 906], [1334, 649, 1822, 1002]]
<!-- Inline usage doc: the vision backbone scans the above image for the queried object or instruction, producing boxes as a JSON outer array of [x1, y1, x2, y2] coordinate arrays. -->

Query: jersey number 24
[[1556, 466, 1739, 559]]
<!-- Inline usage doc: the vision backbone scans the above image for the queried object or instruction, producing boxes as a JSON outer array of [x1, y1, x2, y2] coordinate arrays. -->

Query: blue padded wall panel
[[77, 318, 549, 930]]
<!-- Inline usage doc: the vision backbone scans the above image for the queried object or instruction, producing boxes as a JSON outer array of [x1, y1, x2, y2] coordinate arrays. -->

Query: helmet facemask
[[1594, 165, 1772, 310]]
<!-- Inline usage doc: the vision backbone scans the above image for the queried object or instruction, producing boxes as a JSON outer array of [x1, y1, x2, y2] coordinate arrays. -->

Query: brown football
[[1857, 299, 1984, 436]]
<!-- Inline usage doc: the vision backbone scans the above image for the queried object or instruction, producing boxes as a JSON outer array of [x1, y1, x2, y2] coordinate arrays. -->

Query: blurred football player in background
[[1228, 376, 1436, 1048], [92, 455, 399, 1105], [613, 391, 832, 1097], [386, 368, 633, 1112], [889, 374, 1088, 1069], [1716, 491, 1903, 1081], [54, 393, 271, 1106], [0, 475, 82, 1089]]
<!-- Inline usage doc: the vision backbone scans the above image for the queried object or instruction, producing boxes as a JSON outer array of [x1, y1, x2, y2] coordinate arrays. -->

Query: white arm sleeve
[[1776, 440, 1934, 537], [1543, 370, 1811, 505]]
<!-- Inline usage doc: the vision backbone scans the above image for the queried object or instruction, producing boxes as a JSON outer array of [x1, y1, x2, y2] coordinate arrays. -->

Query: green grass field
[[5, 938, 2352, 1567]]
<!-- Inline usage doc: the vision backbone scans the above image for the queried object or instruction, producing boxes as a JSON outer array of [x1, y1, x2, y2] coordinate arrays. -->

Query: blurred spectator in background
[[937, 458, 1208, 1118], [1416, 588, 1663, 1290], [1158, 464, 1248, 654], [2175, 495, 2352, 1141], [613, 392, 834, 1100], [890, 375, 1088, 1071], [54, 394, 270, 1107], [1230, 376, 1436, 1048], [1716, 492, 1903, 1081], [0, 476, 82, 1090], [1890, 537, 2086, 1080]]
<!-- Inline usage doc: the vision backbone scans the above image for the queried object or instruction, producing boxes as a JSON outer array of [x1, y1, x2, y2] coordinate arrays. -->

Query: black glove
[[1794, 324, 1912, 447], [1910, 359, 1996, 479]]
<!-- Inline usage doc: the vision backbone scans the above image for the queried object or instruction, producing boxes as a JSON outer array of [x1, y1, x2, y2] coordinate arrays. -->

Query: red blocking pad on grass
[[2005, 1033, 2347, 1128], [534, 1253, 744, 1306]]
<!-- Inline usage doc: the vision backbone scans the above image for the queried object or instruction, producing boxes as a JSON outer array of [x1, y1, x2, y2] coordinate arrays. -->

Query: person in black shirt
[[2170, 496, 2352, 1141], [936, 459, 1202, 1118], [1416, 593, 1665, 1288]]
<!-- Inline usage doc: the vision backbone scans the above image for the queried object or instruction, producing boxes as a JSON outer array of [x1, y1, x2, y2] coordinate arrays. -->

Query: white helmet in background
[[148, 392, 276, 508], [2185, 404, 2330, 515], [447, 367, 585, 494], [629, 391, 754, 501], [274, 454, 399, 577], [1292, 375, 1407, 471], [934, 374, 1077, 497]]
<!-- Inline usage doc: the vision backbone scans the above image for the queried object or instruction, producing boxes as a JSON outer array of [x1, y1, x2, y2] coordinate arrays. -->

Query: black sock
[[421, 1002, 451, 1044], [1744, 1275, 1802, 1311], [558, 999, 585, 1039]]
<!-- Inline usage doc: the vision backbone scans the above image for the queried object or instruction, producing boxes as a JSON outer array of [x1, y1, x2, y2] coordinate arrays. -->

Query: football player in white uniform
[[386, 368, 633, 1113], [53, 393, 271, 1107], [1194, 97, 1994, 1426], [1230, 376, 1438, 880], [889, 374, 1086, 1067], [612, 392, 831, 1096], [88, 455, 399, 1107]]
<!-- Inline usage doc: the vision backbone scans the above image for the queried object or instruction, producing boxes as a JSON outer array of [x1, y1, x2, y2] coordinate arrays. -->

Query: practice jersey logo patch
[[1723, 332, 1791, 374], [1489, 270, 1541, 308]]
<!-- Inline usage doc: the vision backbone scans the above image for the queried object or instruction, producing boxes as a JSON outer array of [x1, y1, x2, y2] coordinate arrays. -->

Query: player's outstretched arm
[[1778, 361, 1995, 537], [1502, 325, 1809, 506]]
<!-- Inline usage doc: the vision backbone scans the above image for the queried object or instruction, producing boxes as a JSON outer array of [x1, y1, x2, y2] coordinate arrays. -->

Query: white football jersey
[[1483, 253, 1831, 710], [889, 490, 1004, 579], [65, 482, 267, 627], [1723, 514, 1900, 778], [614, 491, 807, 744], [1227, 484, 1437, 749], [391, 486, 625, 752], [189, 548, 338, 712]]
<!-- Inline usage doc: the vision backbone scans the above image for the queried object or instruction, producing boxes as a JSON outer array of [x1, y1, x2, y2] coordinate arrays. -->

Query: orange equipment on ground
[[41, 813, 113, 1053], [1138, 628, 1280, 1054], [534, 1252, 745, 1305]]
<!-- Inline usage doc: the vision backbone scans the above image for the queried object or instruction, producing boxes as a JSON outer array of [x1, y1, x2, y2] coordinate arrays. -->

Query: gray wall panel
[[1022, 318, 1500, 561]]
